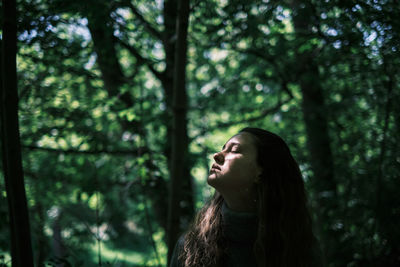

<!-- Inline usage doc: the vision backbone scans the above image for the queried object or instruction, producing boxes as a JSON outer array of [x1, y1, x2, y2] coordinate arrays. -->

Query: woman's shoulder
[[169, 235, 185, 267]]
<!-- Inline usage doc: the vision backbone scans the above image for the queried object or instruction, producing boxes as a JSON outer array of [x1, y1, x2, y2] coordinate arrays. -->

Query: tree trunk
[[166, 0, 191, 263], [86, 3, 133, 107], [162, 0, 179, 110], [35, 203, 47, 267], [52, 208, 66, 267], [0, 0, 34, 266], [86, 0, 195, 245], [162, 0, 194, 244], [291, 1, 336, 263]]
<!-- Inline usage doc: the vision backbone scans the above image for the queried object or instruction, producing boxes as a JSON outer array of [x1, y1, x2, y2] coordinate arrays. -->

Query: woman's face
[[208, 132, 262, 191]]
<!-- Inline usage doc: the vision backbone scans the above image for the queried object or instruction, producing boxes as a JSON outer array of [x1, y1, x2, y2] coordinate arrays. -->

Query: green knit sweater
[[170, 202, 323, 267], [170, 202, 258, 267]]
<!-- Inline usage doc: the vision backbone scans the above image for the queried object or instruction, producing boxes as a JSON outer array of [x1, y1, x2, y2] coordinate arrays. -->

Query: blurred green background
[[1, 0, 399, 266]]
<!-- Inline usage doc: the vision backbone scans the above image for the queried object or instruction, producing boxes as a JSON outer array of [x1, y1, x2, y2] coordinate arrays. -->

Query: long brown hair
[[180, 128, 314, 266]]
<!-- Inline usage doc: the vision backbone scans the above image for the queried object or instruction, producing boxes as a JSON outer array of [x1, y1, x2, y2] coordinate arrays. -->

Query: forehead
[[224, 132, 256, 149]]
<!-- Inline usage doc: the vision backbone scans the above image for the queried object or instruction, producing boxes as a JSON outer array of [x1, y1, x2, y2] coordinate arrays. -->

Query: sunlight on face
[[207, 132, 261, 192]]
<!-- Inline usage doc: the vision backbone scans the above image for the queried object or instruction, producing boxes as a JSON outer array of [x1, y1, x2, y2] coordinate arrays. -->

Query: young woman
[[170, 127, 322, 267]]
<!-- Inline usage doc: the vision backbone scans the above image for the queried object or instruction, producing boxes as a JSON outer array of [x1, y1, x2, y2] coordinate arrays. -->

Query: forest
[[1, 0, 399, 266]]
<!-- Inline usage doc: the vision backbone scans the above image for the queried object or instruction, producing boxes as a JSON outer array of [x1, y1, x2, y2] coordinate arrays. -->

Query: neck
[[219, 186, 257, 213]]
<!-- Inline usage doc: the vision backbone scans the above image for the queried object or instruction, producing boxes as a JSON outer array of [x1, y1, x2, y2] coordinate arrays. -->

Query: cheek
[[225, 158, 258, 182], [227, 156, 255, 170]]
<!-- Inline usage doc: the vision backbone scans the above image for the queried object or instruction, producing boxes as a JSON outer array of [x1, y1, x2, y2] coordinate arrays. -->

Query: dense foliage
[[1, 0, 399, 266]]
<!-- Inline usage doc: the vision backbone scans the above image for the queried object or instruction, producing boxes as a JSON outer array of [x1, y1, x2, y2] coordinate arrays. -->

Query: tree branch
[[231, 46, 296, 96], [116, 38, 165, 83], [22, 145, 148, 155], [192, 96, 292, 140], [126, 2, 162, 40], [18, 52, 100, 80], [218, 97, 291, 127]]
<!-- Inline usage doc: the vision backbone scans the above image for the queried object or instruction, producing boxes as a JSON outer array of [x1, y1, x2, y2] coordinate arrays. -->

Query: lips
[[211, 164, 221, 171]]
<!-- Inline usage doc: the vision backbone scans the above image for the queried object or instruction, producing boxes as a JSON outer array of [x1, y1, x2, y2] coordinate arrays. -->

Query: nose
[[213, 151, 224, 164]]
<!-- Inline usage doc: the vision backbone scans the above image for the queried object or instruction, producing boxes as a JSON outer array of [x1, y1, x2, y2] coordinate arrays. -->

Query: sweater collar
[[221, 201, 258, 243]]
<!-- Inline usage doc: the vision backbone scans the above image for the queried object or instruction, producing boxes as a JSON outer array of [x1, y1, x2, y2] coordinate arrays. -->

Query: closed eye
[[220, 142, 241, 153], [230, 145, 240, 153]]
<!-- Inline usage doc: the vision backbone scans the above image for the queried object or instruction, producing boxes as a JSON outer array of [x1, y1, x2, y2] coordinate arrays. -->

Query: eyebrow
[[222, 142, 240, 150]]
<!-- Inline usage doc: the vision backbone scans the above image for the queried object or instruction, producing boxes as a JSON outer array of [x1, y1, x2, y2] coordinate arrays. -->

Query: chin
[[207, 174, 220, 188], [206, 175, 213, 185], [207, 174, 216, 186]]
